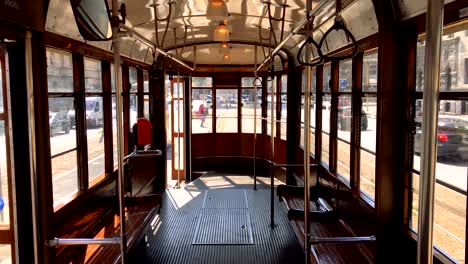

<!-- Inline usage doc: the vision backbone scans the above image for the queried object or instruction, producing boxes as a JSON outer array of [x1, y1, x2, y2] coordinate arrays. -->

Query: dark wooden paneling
[[122, 65, 130, 155], [351, 53, 363, 194], [101, 61, 114, 173], [73, 53, 88, 190], [373, 0, 415, 261], [329, 61, 339, 173]]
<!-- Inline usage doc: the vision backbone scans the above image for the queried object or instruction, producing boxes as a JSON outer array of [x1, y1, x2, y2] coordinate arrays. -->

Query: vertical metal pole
[[303, 1, 312, 262], [253, 45, 258, 190], [111, 1, 126, 262], [25, 31, 39, 264], [176, 74, 181, 188], [270, 69, 275, 228], [417, 1, 444, 263]]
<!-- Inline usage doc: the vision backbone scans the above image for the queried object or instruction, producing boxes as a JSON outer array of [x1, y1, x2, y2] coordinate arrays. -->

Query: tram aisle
[[131, 174, 304, 264]]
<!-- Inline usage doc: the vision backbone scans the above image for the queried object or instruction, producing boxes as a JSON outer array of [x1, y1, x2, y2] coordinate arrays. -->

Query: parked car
[[85, 97, 103, 127], [338, 107, 368, 131], [49, 112, 71, 137], [414, 119, 468, 160]]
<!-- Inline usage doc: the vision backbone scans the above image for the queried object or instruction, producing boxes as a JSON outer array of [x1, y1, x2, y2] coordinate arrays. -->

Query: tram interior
[[0, 0, 467, 263]]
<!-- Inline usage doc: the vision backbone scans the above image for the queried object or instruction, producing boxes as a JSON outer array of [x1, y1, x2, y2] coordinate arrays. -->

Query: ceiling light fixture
[[206, 0, 229, 21], [219, 42, 230, 54], [214, 23, 230, 42], [223, 53, 231, 64]]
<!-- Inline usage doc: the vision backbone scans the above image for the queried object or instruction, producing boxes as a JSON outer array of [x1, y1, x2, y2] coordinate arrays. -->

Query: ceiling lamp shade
[[206, 0, 229, 21], [214, 23, 230, 42]]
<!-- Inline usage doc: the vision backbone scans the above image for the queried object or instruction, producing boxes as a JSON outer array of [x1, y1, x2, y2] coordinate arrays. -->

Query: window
[[337, 60, 352, 182], [129, 67, 138, 128], [280, 75, 287, 139], [300, 68, 316, 154], [143, 71, 150, 119], [84, 58, 105, 183], [216, 89, 238, 133], [47, 48, 79, 207], [321, 64, 332, 168], [192, 89, 213, 133], [266, 76, 276, 136], [241, 77, 262, 134], [360, 51, 378, 200], [411, 23, 467, 263]]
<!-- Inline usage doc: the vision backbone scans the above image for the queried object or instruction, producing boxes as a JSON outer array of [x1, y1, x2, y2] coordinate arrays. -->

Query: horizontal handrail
[[310, 235, 376, 245], [47, 237, 120, 247]]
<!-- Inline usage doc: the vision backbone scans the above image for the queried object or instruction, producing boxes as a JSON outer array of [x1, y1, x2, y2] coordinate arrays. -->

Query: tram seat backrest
[[132, 118, 152, 150]]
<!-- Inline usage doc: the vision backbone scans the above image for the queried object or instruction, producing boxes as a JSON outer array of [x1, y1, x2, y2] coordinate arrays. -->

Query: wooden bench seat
[[277, 184, 376, 263], [86, 194, 162, 264]]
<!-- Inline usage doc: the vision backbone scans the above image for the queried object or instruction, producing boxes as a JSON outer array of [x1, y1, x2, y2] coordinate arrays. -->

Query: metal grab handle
[[297, 36, 324, 67], [47, 237, 121, 247], [310, 235, 376, 245], [124, 149, 162, 161], [318, 16, 358, 61], [253, 77, 262, 87]]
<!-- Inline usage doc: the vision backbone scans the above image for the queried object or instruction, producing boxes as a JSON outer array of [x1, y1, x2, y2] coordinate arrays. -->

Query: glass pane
[[48, 97, 75, 156], [339, 60, 352, 92], [84, 58, 102, 92], [362, 51, 378, 92], [112, 95, 118, 166], [86, 96, 105, 182], [129, 95, 138, 129], [0, 245, 12, 264], [411, 173, 419, 231], [174, 100, 184, 133], [266, 98, 277, 136], [216, 89, 237, 133], [192, 77, 213, 87], [280, 94, 287, 140], [361, 96, 376, 152], [310, 128, 316, 155], [241, 77, 262, 87], [143, 71, 149, 92], [412, 101, 468, 262], [323, 64, 331, 92], [192, 89, 213, 133], [0, 122, 10, 225], [281, 75, 287, 93], [360, 149, 375, 200], [241, 88, 262, 133], [174, 137, 184, 170], [337, 95, 352, 142], [416, 24, 468, 93], [311, 93, 316, 127], [46, 48, 73, 93], [144, 95, 150, 120], [312, 68, 317, 92], [110, 64, 122, 93], [411, 173, 467, 263], [337, 139, 350, 182], [300, 125, 305, 147], [321, 132, 329, 168], [52, 151, 78, 207], [129, 67, 137, 92], [267, 77, 275, 93], [322, 95, 331, 133]]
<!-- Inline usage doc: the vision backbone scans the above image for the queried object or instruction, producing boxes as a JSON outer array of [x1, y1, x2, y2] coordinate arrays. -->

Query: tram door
[[170, 78, 185, 181]]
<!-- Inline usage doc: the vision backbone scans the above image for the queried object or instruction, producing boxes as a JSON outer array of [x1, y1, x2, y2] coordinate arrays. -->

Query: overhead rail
[[120, 25, 194, 71], [254, 0, 333, 73]]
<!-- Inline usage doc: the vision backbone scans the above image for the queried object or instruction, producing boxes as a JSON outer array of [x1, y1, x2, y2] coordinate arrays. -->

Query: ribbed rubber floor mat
[[192, 209, 253, 245], [202, 189, 248, 209]]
